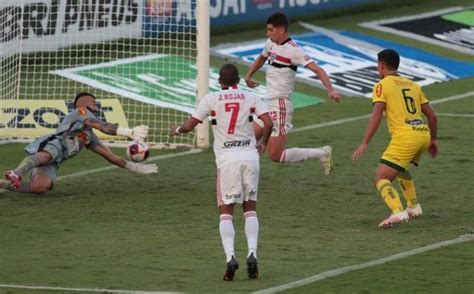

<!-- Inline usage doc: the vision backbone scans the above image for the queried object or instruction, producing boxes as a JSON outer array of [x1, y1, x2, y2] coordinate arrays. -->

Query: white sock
[[280, 147, 326, 163], [244, 211, 259, 259], [219, 214, 235, 262]]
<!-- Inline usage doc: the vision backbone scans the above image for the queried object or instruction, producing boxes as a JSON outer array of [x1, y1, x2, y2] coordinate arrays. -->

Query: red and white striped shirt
[[261, 38, 313, 100]]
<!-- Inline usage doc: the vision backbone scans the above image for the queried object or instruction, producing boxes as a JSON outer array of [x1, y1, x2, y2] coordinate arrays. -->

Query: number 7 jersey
[[372, 74, 430, 136], [192, 86, 269, 167]]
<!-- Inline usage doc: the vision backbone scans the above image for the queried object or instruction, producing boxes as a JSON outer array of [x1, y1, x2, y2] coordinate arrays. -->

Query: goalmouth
[[0, 0, 209, 149]]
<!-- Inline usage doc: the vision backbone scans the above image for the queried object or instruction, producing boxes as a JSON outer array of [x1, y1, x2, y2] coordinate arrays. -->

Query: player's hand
[[245, 78, 260, 88], [256, 143, 266, 155], [428, 140, 438, 158], [126, 162, 158, 174], [351, 143, 368, 161], [131, 125, 149, 140], [328, 90, 341, 103], [169, 125, 179, 137], [117, 125, 149, 140]]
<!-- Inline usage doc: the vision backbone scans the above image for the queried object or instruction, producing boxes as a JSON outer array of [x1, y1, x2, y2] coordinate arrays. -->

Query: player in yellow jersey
[[351, 49, 438, 228]]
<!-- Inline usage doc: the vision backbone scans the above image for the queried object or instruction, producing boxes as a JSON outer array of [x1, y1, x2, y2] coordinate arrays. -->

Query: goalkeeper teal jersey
[[25, 107, 101, 165]]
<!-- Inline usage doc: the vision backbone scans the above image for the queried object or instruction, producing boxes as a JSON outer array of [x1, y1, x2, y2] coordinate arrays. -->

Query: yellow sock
[[398, 171, 418, 209], [376, 179, 404, 214]]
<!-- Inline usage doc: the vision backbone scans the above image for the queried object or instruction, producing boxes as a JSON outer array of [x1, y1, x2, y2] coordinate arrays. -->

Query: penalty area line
[[253, 234, 474, 294]]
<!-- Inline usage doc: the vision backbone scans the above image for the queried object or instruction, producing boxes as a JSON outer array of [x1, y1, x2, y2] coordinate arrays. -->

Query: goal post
[[0, 0, 209, 149], [195, 0, 209, 149]]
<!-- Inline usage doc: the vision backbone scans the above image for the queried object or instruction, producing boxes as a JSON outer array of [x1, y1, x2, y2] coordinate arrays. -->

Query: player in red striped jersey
[[245, 12, 341, 175]]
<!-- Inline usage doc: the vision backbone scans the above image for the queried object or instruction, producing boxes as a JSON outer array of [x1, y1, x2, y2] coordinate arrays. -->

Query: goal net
[[0, 0, 209, 148]]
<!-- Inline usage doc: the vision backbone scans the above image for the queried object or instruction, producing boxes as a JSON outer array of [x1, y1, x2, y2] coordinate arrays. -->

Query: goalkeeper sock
[[397, 171, 418, 208], [376, 179, 404, 214], [280, 147, 326, 163], [19, 181, 32, 193], [219, 214, 235, 262], [0, 179, 32, 194], [0, 179, 31, 193], [14, 155, 41, 177], [244, 211, 259, 259]]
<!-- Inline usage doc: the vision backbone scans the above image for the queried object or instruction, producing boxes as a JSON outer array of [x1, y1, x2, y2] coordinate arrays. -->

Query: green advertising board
[[52, 54, 324, 113]]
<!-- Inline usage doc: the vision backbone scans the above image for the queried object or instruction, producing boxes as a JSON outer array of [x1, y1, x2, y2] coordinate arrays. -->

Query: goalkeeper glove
[[125, 161, 158, 174], [117, 125, 149, 140]]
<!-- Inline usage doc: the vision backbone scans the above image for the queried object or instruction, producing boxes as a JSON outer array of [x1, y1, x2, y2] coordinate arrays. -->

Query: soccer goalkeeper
[[1, 92, 157, 194]]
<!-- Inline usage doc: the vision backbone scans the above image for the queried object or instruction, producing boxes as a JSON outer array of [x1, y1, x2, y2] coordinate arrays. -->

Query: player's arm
[[351, 102, 385, 161], [90, 142, 157, 174], [305, 62, 341, 103], [170, 117, 201, 136], [84, 118, 148, 140], [90, 142, 127, 168], [421, 103, 438, 158], [256, 112, 273, 154], [245, 54, 267, 88]]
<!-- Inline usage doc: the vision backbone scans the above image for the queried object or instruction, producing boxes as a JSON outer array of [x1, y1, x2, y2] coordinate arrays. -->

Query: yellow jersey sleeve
[[419, 86, 429, 104], [372, 82, 386, 104]]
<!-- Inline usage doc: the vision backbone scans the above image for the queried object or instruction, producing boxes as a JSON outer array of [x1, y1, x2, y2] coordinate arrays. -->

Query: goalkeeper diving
[[1, 92, 158, 195]]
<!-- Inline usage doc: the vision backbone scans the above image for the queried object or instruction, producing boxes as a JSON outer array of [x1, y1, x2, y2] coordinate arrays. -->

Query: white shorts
[[216, 160, 259, 207], [254, 97, 293, 137]]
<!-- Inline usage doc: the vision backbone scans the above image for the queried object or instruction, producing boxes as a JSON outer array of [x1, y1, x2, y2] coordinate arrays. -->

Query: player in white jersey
[[245, 12, 341, 175], [170, 64, 273, 281], [1, 93, 157, 194]]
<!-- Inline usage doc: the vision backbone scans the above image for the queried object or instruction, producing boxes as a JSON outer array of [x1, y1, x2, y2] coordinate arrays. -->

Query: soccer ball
[[126, 140, 150, 162]]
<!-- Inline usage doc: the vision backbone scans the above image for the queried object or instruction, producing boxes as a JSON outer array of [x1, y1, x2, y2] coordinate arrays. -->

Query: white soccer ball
[[126, 140, 150, 162]]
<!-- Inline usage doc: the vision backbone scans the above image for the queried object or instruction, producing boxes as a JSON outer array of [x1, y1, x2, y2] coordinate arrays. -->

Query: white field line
[[254, 234, 474, 294], [292, 91, 474, 133], [437, 113, 474, 118], [0, 284, 184, 294]]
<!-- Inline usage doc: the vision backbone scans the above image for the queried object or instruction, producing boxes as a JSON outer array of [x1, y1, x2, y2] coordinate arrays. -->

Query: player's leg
[[268, 98, 333, 174], [375, 163, 408, 228], [217, 163, 242, 281], [243, 200, 259, 279], [29, 165, 56, 194], [3, 165, 56, 195], [241, 160, 260, 279], [219, 203, 239, 281], [219, 204, 236, 264], [376, 136, 420, 227], [398, 170, 422, 217], [4, 151, 52, 190], [267, 134, 287, 162], [398, 136, 429, 218]]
